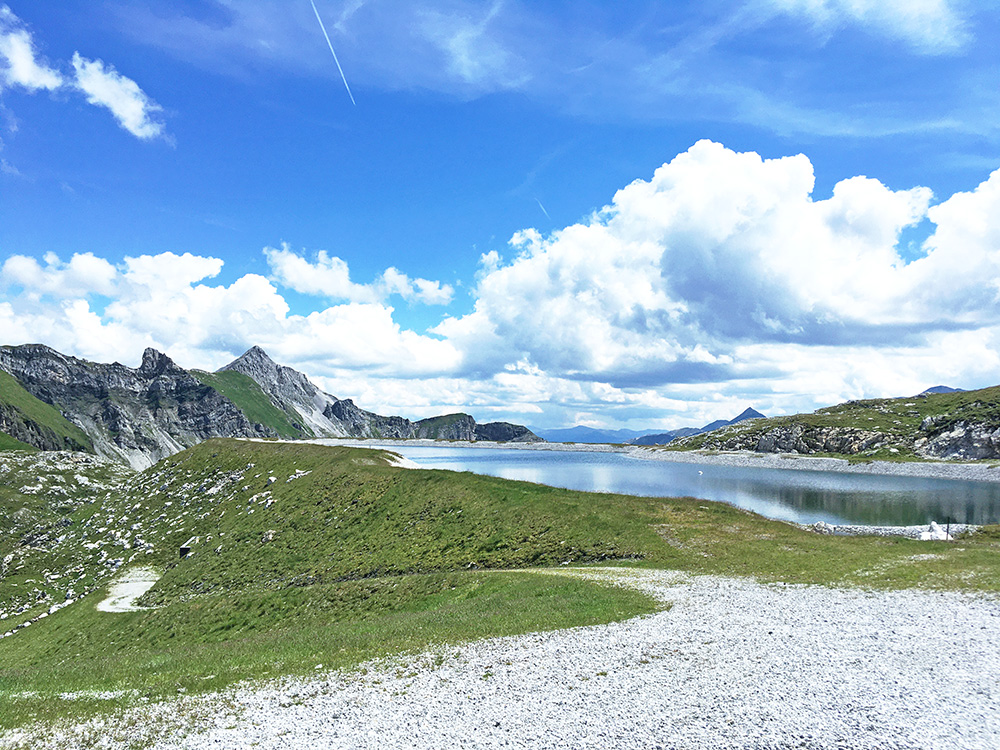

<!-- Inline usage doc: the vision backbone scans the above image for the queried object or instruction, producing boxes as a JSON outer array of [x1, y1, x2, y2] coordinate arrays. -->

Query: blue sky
[[3, 0, 1000, 431]]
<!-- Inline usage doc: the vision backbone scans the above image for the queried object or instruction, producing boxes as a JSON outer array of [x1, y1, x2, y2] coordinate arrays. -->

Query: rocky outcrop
[[474, 421, 542, 443], [755, 425, 888, 455], [324, 399, 414, 439], [222, 347, 541, 444], [915, 421, 1000, 460], [682, 422, 890, 455], [0, 345, 274, 469], [414, 414, 478, 440]]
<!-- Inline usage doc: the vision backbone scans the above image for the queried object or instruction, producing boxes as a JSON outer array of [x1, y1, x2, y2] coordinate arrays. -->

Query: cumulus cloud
[[0, 9, 62, 91], [71, 53, 165, 140], [435, 140, 997, 397], [1, 251, 117, 298], [265, 243, 453, 305], [0, 248, 459, 378], [6, 142, 1000, 429], [767, 0, 970, 52]]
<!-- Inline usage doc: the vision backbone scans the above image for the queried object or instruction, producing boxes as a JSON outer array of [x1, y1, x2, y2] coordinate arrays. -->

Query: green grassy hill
[[0, 369, 93, 453], [2, 438, 999, 731], [189, 370, 309, 439], [669, 385, 1000, 460], [0, 432, 35, 451], [0, 451, 134, 630]]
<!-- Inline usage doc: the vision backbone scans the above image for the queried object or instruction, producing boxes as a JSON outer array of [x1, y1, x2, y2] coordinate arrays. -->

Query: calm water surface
[[385, 446, 1000, 526]]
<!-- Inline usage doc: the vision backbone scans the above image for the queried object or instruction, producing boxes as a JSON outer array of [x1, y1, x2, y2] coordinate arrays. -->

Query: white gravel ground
[[17, 568, 996, 750], [94, 567, 160, 613]]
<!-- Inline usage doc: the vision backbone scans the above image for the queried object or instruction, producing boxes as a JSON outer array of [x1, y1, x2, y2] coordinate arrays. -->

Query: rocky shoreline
[[310, 437, 1000, 484]]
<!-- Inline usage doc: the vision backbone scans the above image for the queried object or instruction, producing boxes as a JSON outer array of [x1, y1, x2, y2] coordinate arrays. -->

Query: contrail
[[309, 0, 356, 106], [535, 198, 551, 220]]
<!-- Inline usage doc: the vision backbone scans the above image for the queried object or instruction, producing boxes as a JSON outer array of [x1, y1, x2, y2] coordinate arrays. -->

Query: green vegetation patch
[[0, 452, 135, 633], [189, 370, 307, 438], [3, 438, 1000, 734], [0, 369, 93, 452], [0, 433, 35, 452], [0, 570, 656, 730], [669, 383, 1000, 461]]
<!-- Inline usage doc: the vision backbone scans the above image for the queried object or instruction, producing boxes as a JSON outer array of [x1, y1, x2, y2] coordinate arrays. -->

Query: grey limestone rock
[[0, 344, 274, 469]]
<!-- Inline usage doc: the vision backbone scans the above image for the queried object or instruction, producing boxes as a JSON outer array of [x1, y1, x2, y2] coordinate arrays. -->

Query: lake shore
[[308, 437, 1000, 484]]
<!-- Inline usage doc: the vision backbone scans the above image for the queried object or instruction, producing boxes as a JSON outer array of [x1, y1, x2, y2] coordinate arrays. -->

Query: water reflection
[[386, 447, 1000, 526]]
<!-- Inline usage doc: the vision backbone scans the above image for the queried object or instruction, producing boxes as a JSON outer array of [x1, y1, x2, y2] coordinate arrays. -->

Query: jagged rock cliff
[[0, 344, 541, 467], [472, 420, 539, 442], [222, 347, 541, 443], [914, 420, 1000, 460], [0, 345, 274, 469]]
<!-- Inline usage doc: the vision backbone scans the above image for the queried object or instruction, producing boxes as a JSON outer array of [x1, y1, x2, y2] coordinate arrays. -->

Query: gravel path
[[94, 567, 160, 613], [21, 568, 993, 750]]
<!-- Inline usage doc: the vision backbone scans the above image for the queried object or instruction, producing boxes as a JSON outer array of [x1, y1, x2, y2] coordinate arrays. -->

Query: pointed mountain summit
[[630, 407, 767, 446], [138, 347, 183, 379], [220, 346, 351, 437], [218, 347, 541, 444], [0, 344, 270, 469], [0, 343, 540, 467]]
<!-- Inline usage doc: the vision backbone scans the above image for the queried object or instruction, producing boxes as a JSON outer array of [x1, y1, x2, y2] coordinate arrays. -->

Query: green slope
[[3, 438, 1000, 732], [0, 369, 92, 452], [189, 369, 307, 438], [415, 412, 471, 438], [669, 384, 1000, 460], [0, 431, 35, 451], [0, 451, 134, 616]]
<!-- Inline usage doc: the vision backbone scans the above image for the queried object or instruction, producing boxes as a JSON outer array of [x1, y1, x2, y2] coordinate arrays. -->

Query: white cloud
[[0, 18, 62, 91], [767, 0, 970, 52], [417, 0, 525, 90], [264, 244, 379, 303], [436, 140, 999, 398], [381, 266, 454, 305], [121, 251, 223, 289], [0, 251, 117, 298], [71, 52, 165, 140], [265, 243, 454, 305], [0, 7, 168, 140], [0, 248, 459, 379], [6, 143, 1000, 429]]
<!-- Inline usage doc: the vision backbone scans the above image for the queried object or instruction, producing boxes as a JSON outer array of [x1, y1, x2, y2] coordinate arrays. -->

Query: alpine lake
[[357, 444, 1000, 527]]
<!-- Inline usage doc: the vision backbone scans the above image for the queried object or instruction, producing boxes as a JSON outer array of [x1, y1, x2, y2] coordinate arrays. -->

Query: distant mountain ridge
[[669, 386, 1000, 460], [629, 408, 767, 446], [920, 385, 962, 395], [0, 344, 539, 468], [530, 426, 650, 444]]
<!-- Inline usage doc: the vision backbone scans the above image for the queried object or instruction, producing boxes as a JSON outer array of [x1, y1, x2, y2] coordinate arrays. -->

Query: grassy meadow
[[1, 439, 999, 732]]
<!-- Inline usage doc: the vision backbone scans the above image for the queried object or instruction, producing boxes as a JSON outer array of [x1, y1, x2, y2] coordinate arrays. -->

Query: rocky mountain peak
[[221, 346, 280, 384], [242, 346, 275, 365], [138, 348, 178, 379]]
